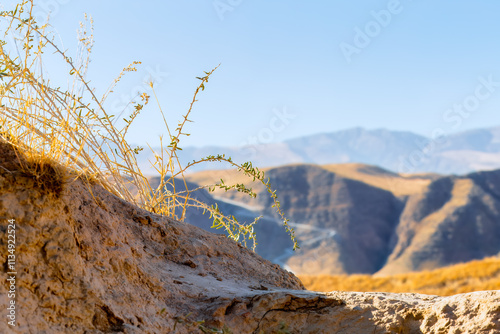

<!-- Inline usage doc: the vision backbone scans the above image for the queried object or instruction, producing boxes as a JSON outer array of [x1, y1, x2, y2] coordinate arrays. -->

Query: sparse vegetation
[[299, 256, 500, 296], [0, 0, 298, 250]]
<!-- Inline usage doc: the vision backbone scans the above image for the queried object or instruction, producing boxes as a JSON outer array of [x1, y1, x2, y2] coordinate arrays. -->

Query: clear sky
[[2, 1, 500, 148]]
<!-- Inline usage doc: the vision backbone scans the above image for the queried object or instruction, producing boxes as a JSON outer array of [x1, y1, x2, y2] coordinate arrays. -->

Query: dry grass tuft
[[299, 256, 500, 296], [0, 0, 298, 250]]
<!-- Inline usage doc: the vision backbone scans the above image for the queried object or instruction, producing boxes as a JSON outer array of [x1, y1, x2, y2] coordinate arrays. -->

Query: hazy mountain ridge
[[183, 164, 500, 276], [137, 126, 500, 175]]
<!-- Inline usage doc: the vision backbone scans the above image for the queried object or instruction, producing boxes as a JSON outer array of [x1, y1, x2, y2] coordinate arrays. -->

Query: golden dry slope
[[299, 256, 500, 296], [186, 163, 437, 198]]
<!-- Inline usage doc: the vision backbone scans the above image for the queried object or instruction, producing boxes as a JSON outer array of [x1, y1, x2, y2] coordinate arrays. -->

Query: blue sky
[[2, 0, 500, 148]]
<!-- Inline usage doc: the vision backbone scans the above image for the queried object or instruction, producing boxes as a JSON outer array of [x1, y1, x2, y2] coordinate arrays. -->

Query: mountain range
[[138, 126, 500, 276], [137, 126, 500, 175], [177, 163, 500, 276]]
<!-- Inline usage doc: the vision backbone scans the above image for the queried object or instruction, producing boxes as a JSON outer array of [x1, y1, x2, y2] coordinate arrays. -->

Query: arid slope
[[0, 141, 499, 333], [187, 163, 500, 276]]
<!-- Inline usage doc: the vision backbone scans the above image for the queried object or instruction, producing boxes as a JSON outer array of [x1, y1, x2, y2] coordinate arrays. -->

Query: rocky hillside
[[186, 163, 500, 276], [1, 140, 500, 333], [379, 169, 500, 275]]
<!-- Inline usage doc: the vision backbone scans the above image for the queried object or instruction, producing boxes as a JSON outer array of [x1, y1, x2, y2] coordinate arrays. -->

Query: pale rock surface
[[0, 141, 499, 333]]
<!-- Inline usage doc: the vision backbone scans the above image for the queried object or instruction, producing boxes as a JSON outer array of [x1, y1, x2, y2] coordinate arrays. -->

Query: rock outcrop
[[1, 141, 499, 333]]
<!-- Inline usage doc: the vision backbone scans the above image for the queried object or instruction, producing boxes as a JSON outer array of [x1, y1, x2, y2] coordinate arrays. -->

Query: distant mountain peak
[[137, 125, 500, 175]]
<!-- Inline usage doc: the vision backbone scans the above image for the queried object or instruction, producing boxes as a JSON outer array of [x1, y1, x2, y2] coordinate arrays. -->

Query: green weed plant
[[0, 0, 298, 251]]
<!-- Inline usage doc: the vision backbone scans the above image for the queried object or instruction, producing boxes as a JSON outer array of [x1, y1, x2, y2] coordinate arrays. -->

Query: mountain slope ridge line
[[185, 163, 500, 276], [137, 126, 500, 175]]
